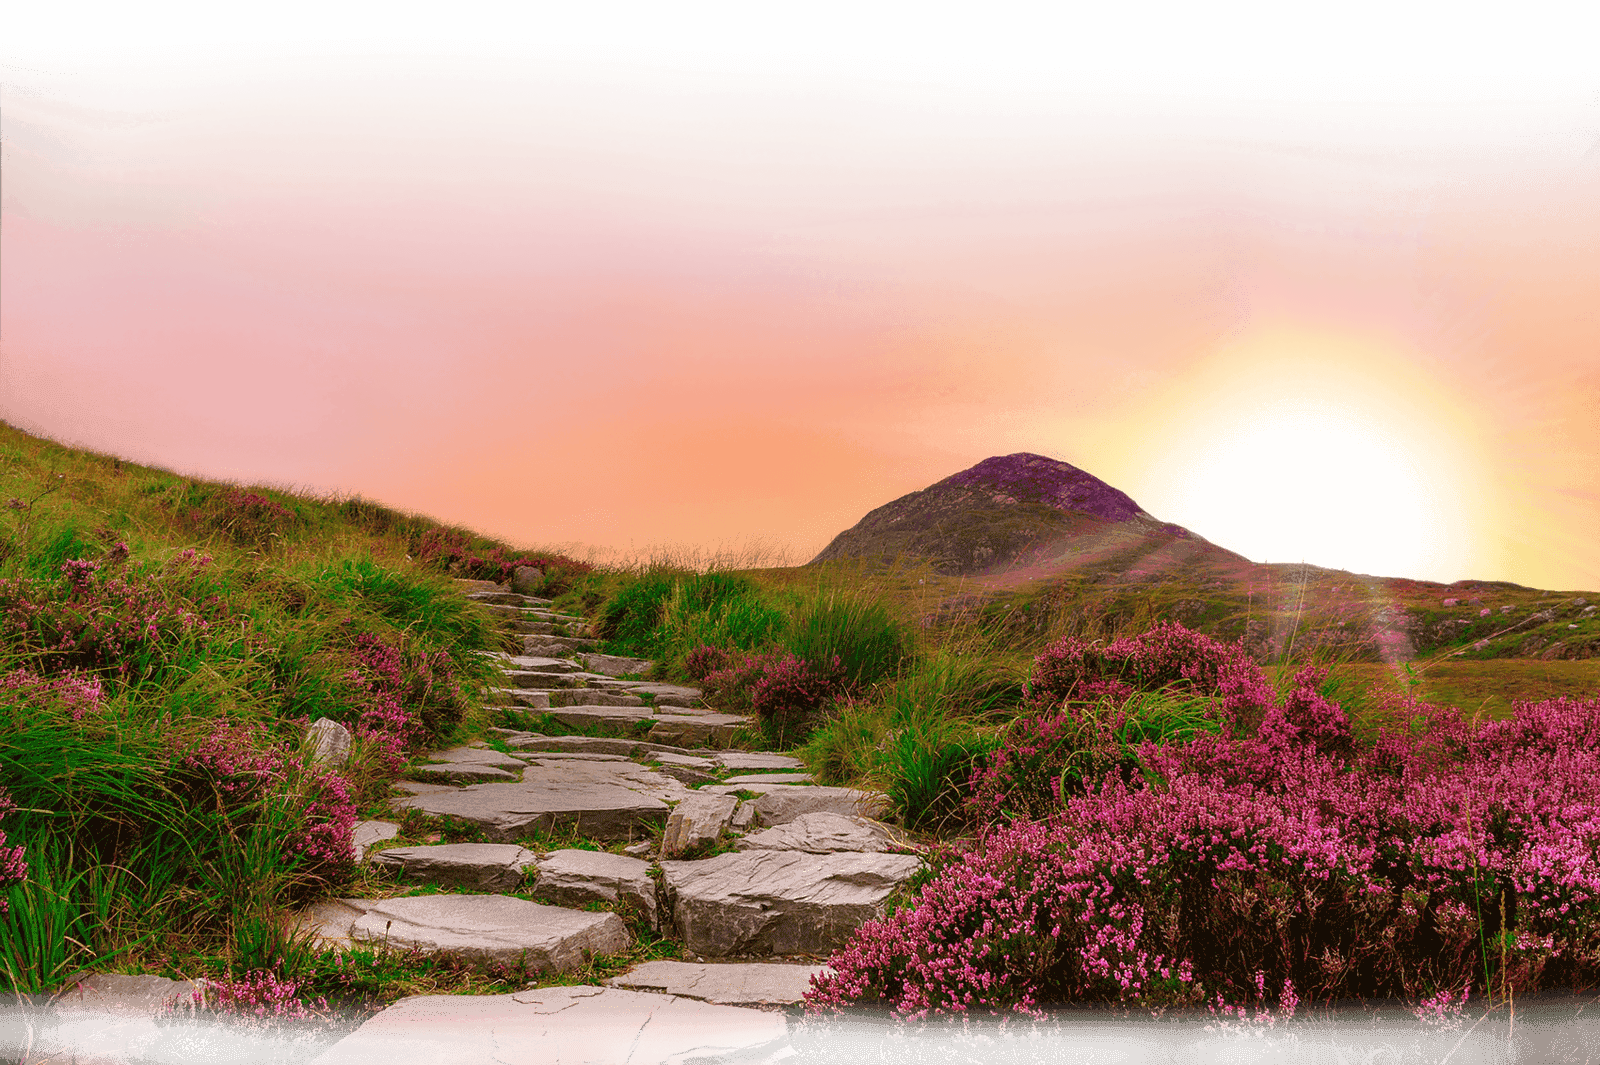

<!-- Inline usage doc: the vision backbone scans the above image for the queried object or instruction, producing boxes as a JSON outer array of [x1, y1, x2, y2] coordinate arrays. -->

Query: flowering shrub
[[410, 527, 590, 590], [203, 489, 299, 547], [178, 718, 356, 883], [703, 650, 845, 746], [0, 548, 220, 684], [809, 688, 1600, 1017], [0, 668, 105, 722], [0, 789, 26, 914], [194, 967, 333, 1026], [684, 644, 734, 681]]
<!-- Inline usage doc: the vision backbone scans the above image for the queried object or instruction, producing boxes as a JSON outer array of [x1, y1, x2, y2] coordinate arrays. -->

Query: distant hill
[[811, 452, 1247, 578]]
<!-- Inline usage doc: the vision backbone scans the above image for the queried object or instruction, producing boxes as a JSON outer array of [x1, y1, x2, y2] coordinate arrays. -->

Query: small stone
[[510, 566, 544, 595], [623, 841, 655, 858], [306, 717, 352, 767]]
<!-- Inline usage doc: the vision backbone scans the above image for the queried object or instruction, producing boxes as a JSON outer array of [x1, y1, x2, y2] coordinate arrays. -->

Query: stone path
[[292, 578, 925, 1063]]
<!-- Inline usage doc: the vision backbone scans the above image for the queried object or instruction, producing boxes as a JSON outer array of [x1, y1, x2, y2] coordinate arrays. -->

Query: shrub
[[410, 527, 590, 590], [0, 790, 25, 915], [683, 644, 734, 681], [750, 652, 845, 748], [783, 590, 912, 692]]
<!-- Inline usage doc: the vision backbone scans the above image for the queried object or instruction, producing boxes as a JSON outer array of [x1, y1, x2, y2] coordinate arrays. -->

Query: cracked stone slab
[[703, 784, 889, 825], [295, 895, 627, 969], [650, 752, 716, 770], [534, 849, 659, 929], [734, 813, 895, 854], [352, 820, 400, 860], [308, 986, 792, 1065], [580, 653, 654, 677], [426, 747, 530, 770], [514, 751, 634, 763], [523, 635, 600, 656], [500, 655, 584, 674], [392, 780, 456, 795], [647, 714, 747, 747], [372, 843, 538, 891], [722, 773, 813, 785], [607, 960, 829, 1006], [549, 689, 646, 707], [547, 705, 658, 734], [488, 687, 552, 709], [507, 735, 695, 758], [715, 752, 805, 771], [503, 670, 589, 690], [661, 791, 737, 858], [660, 850, 923, 958], [410, 762, 520, 784], [392, 762, 688, 841]]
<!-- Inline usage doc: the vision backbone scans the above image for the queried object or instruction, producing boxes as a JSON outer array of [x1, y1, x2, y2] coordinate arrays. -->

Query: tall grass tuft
[[782, 589, 913, 692]]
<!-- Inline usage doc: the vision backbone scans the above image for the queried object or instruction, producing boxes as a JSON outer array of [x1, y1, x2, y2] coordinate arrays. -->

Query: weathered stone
[[547, 689, 646, 708], [306, 717, 352, 767], [707, 784, 889, 825], [507, 734, 695, 758], [731, 801, 757, 830], [297, 895, 627, 969], [722, 772, 813, 785], [503, 670, 588, 690], [607, 960, 828, 1006], [716, 752, 805, 771], [514, 751, 634, 763], [409, 762, 519, 784], [307, 986, 792, 1065], [351, 820, 400, 860], [547, 705, 657, 734], [488, 687, 552, 710], [500, 655, 584, 674], [735, 813, 895, 854], [455, 578, 507, 594], [661, 792, 737, 858], [533, 849, 659, 929], [660, 851, 923, 957], [523, 635, 600, 656], [652, 751, 716, 770], [655, 763, 718, 786], [580, 653, 654, 678], [427, 746, 530, 770], [392, 780, 456, 795], [467, 590, 542, 606], [614, 683, 704, 708], [391, 762, 687, 841], [647, 713, 747, 747], [372, 843, 538, 891], [623, 840, 655, 858], [509, 565, 544, 595]]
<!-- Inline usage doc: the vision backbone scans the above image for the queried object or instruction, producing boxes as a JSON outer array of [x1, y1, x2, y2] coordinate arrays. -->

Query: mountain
[[811, 453, 1244, 578]]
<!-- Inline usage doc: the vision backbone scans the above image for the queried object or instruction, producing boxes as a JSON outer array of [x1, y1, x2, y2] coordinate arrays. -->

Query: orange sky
[[3, 8, 1597, 590]]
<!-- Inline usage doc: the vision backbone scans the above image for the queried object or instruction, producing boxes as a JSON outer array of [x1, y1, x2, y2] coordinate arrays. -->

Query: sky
[[3, 3, 1598, 590]]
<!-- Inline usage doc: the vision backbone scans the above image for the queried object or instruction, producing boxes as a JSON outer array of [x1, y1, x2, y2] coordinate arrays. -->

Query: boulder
[[607, 960, 828, 1006], [307, 986, 792, 1065], [580, 653, 654, 678], [533, 849, 659, 929], [661, 792, 738, 858], [735, 813, 895, 854], [297, 895, 627, 970], [306, 717, 352, 767], [509, 565, 544, 595], [660, 851, 923, 958], [372, 843, 538, 891]]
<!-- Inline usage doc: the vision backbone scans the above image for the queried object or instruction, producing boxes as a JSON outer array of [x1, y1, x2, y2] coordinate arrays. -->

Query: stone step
[[496, 654, 585, 674], [715, 752, 805, 772], [351, 820, 399, 860], [580, 652, 654, 678], [307, 987, 793, 1065], [391, 760, 688, 841], [734, 812, 897, 854], [532, 848, 660, 930], [547, 689, 645, 708], [493, 731, 703, 759], [371, 843, 538, 891], [701, 783, 890, 825], [486, 687, 552, 710], [646, 714, 748, 747], [606, 960, 828, 1007], [465, 590, 553, 608], [659, 850, 924, 958], [500, 670, 593, 690], [523, 634, 600, 655], [295, 894, 627, 970]]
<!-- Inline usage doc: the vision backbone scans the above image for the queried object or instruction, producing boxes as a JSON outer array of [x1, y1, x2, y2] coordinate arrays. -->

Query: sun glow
[[1114, 324, 1494, 581]]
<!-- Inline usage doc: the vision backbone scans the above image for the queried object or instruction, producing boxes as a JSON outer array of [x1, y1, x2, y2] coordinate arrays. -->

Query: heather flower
[[0, 789, 27, 915]]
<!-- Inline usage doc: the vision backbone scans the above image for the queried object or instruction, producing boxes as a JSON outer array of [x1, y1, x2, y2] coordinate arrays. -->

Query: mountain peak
[[938, 453, 1143, 523]]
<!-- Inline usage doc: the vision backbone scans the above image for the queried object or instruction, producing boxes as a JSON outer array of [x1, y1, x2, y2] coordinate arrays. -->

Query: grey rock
[[523, 635, 600, 656], [372, 843, 538, 891], [533, 849, 659, 929], [655, 763, 718, 786], [509, 565, 544, 595], [652, 751, 716, 770], [501, 655, 584, 674], [705, 784, 889, 826], [392, 762, 687, 841], [623, 840, 655, 858], [547, 705, 657, 734], [307, 986, 792, 1065], [581, 653, 654, 678], [722, 773, 813, 785], [661, 792, 737, 858], [735, 813, 895, 854], [615, 683, 704, 708], [507, 734, 694, 758], [488, 687, 552, 710], [660, 851, 923, 957], [716, 752, 805, 771], [409, 762, 519, 784], [607, 960, 828, 1006], [306, 717, 352, 767], [351, 820, 400, 860], [647, 714, 747, 747], [455, 578, 507, 593], [503, 670, 588, 690], [548, 689, 646, 708], [426, 747, 530, 770], [731, 801, 757, 830], [296, 895, 627, 969], [392, 780, 456, 795], [52, 974, 204, 1016], [515, 751, 634, 763]]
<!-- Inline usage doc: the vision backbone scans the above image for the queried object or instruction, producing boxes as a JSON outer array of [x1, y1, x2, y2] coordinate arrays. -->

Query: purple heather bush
[[194, 967, 334, 1027], [410, 527, 591, 591], [683, 644, 734, 681], [0, 789, 26, 914], [703, 649, 845, 745], [807, 621, 1600, 1018]]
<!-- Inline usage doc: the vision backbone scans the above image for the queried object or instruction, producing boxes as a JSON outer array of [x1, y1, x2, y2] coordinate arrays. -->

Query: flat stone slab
[[392, 780, 456, 795], [660, 850, 924, 958], [735, 813, 895, 854], [426, 747, 530, 770], [651, 751, 716, 769], [500, 655, 583, 674], [722, 772, 813, 785], [716, 752, 806, 771], [308, 986, 792, 1065], [647, 714, 747, 747], [534, 849, 658, 929], [514, 751, 634, 763], [612, 683, 704, 708], [607, 960, 829, 1006], [489, 687, 552, 709], [547, 705, 657, 734], [297, 895, 628, 970], [523, 635, 599, 656], [352, 820, 400, 860], [392, 762, 687, 841], [503, 670, 588, 690], [581, 652, 654, 677], [372, 843, 538, 891], [661, 791, 737, 858], [506, 734, 695, 758], [410, 762, 520, 783], [705, 784, 889, 825], [549, 689, 646, 708]]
